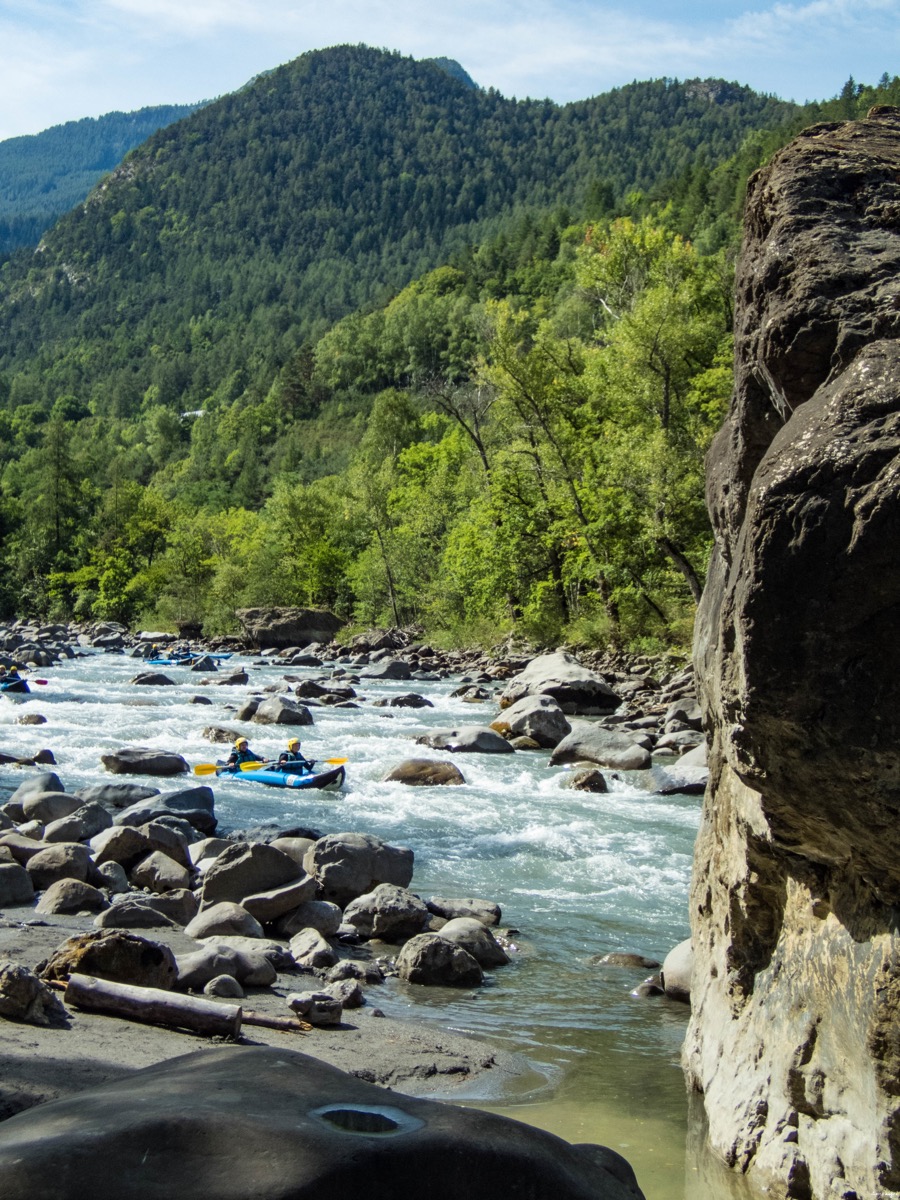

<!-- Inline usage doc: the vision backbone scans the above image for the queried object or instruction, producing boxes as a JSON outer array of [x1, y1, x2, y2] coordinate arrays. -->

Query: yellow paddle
[[239, 757, 348, 771]]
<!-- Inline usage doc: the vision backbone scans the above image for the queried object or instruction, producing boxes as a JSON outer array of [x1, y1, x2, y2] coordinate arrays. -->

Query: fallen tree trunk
[[243, 1010, 311, 1033], [64, 972, 242, 1038]]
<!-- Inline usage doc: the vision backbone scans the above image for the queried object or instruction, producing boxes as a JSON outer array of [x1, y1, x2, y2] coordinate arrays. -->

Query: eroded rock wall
[[688, 109, 900, 1199]]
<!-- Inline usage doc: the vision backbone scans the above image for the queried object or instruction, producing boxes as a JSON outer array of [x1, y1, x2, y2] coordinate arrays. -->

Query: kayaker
[[226, 736, 260, 768], [277, 737, 314, 771]]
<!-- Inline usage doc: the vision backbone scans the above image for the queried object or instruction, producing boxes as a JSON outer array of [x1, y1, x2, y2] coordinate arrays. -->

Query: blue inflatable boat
[[216, 762, 345, 791]]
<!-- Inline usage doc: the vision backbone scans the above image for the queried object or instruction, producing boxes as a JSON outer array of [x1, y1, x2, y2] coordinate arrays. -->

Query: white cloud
[[1, 0, 899, 138]]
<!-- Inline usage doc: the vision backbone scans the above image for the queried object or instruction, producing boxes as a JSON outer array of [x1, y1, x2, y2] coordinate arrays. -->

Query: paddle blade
[[324, 758, 348, 765], [193, 763, 219, 776], [239, 760, 269, 771]]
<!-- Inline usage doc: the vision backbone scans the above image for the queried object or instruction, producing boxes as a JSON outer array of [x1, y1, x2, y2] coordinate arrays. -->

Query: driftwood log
[[64, 973, 242, 1038]]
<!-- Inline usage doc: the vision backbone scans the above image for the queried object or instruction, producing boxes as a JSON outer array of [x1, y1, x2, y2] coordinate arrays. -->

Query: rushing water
[[0, 649, 746, 1199]]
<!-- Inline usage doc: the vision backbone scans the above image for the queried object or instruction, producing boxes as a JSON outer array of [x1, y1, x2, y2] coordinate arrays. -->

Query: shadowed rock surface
[[687, 109, 900, 1199], [0, 1046, 644, 1200]]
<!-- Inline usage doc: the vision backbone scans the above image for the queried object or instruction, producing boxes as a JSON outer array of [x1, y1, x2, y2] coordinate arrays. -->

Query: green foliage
[[3, 54, 895, 648], [0, 104, 203, 255]]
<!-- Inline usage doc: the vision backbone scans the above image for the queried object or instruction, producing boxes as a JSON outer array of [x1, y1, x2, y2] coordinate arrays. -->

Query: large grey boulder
[[241, 875, 318, 924], [21, 791, 82, 825], [113, 786, 216, 835], [499, 651, 620, 714], [490, 693, 571, 748], [437, 917, 510, 968], [651, 742, 708, 796], [364, 659, 412, 680], [549, 723, 651, 771], [100, 748, 189, 777], [273, 898, 342, 939], [89, 825, 152, 867], [43, 803, 113, 843], [289, 928, 338, 970], [26, 843, 91, 889], [129, 850, 191, 894], [0, 964, 66, 1026], [250, 696, 314, 726], [304, 832, 414, 908], [39, 930, 178, 990], [396, 933, 484, 988], [415, 726, 514, 755], [426, 897, 501, 926], [382, 759, 466, 786], [342, 883, 430, 943], [8, 773, 64, 804], [35, 878, 109, 916], [201, 842, 301, 907], [75, 783, 160, 809], [0, 862, 35, 906], [236, 606, 343, 649], [660, 938, 692, 1003], [184, 901, 265, 940]]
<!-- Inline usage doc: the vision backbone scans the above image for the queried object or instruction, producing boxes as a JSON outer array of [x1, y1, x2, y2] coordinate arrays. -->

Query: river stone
[[35, 878, 109, 916], [274, 899, 343, 939], [43, 803, 113, 843], [204, 973, 243, 998], [202, 725, 242, 744], [437, 917, 510, 968], [269, 836, 316, 868], [21, 790, 83, 825], [415, 726, 514, 755], [288, 928, 339, 969], [250, 696, 315, 726], [396, 933, 484, 988], [651, 742, 708, 796], [236, 606, 343, 649], [286, 990, 343, 1025], [490, 693, 572, 749], [100, 747, 189, 776], [95, 860, 130, 894], [304, 832, 414, 908], [0, 862, 35, 906], [94, 897, 178, 930], [342, 884, 430, 943], [201, 842, 301, 907], [113, 786, 216, 835], [15, 821, 44, 840], [499, 650, 621, 715], [363, 659, 413, 680], [372, 692, 433, 708], [185, 901, 264, 940], [7, 773, 64, 804], [75, 783, 160, 809], [175, 944, 245, 991], [129, 850, 191, 894], [425, 897, 501, 926], [566, 768, 609, 793], [130, 672, 175, 686], [241, 875, 318, 924], [324, 977, 365, 1009], [660, 938, 692, 1003], [592, 952, 662, 969], [190, 656, 217, 672], [0, 833, 50, 865], [188, 837, 232, 868], [39, 930, 178, 990], [26, 843, 91, 889], [0, 963, 67, 1026], [89, 825, 152, 867], [549, 723, 651, 771], [139, 821, 192, 870], [382, 759, 466, 786]]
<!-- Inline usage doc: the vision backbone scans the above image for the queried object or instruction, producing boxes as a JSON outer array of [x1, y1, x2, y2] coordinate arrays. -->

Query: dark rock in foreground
[[0, 1046, 644, 1199]]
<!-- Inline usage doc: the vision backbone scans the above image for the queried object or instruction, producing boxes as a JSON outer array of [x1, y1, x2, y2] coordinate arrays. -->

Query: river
[[0, 648, 750, 1199]]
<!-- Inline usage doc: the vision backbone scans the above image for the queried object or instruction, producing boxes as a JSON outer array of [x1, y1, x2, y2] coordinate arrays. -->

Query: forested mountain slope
[[0, 104, 203, 255], [0, 44, 798, 418]]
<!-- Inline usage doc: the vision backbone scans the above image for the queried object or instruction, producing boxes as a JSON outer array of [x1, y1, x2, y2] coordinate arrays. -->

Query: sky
[[1, 0, 898, 141]]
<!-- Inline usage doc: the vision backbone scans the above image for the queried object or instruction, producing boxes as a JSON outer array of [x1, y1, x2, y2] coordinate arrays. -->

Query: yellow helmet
[[234, 737, 248, 748], [287, 738, 300, 750]]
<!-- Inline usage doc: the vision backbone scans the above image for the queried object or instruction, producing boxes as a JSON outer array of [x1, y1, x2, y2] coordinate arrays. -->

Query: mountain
[[0, 104, 205, 255], [0, 45, 799, 418]]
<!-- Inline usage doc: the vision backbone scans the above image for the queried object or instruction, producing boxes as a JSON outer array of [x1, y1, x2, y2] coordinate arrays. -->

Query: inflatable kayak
[[217, 763, 345, 791], [0, 678, 29, 693], [147, 652, 234, 667]]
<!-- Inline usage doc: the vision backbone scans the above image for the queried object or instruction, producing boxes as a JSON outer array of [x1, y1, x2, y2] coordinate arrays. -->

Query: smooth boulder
[[499, 651, 620, 714], [415, 726, 514, 755], [550, 723, 651, 771], [304, 832, 414, 908], [100, 748, 189, 777], [490, 693, 571, 748], [382, 759, 466, 787]]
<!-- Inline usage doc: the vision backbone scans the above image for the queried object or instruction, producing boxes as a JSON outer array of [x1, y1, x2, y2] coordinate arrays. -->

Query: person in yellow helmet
[[277, 737, 313, 772], [226, 736, 260, 769]]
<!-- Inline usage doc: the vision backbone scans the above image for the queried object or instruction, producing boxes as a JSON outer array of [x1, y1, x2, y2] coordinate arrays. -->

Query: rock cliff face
[[688, 110, 900, 1198]]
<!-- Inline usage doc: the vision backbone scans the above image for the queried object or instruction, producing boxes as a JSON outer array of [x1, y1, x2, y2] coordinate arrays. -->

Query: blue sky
[[1, 0, 898, 141]]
